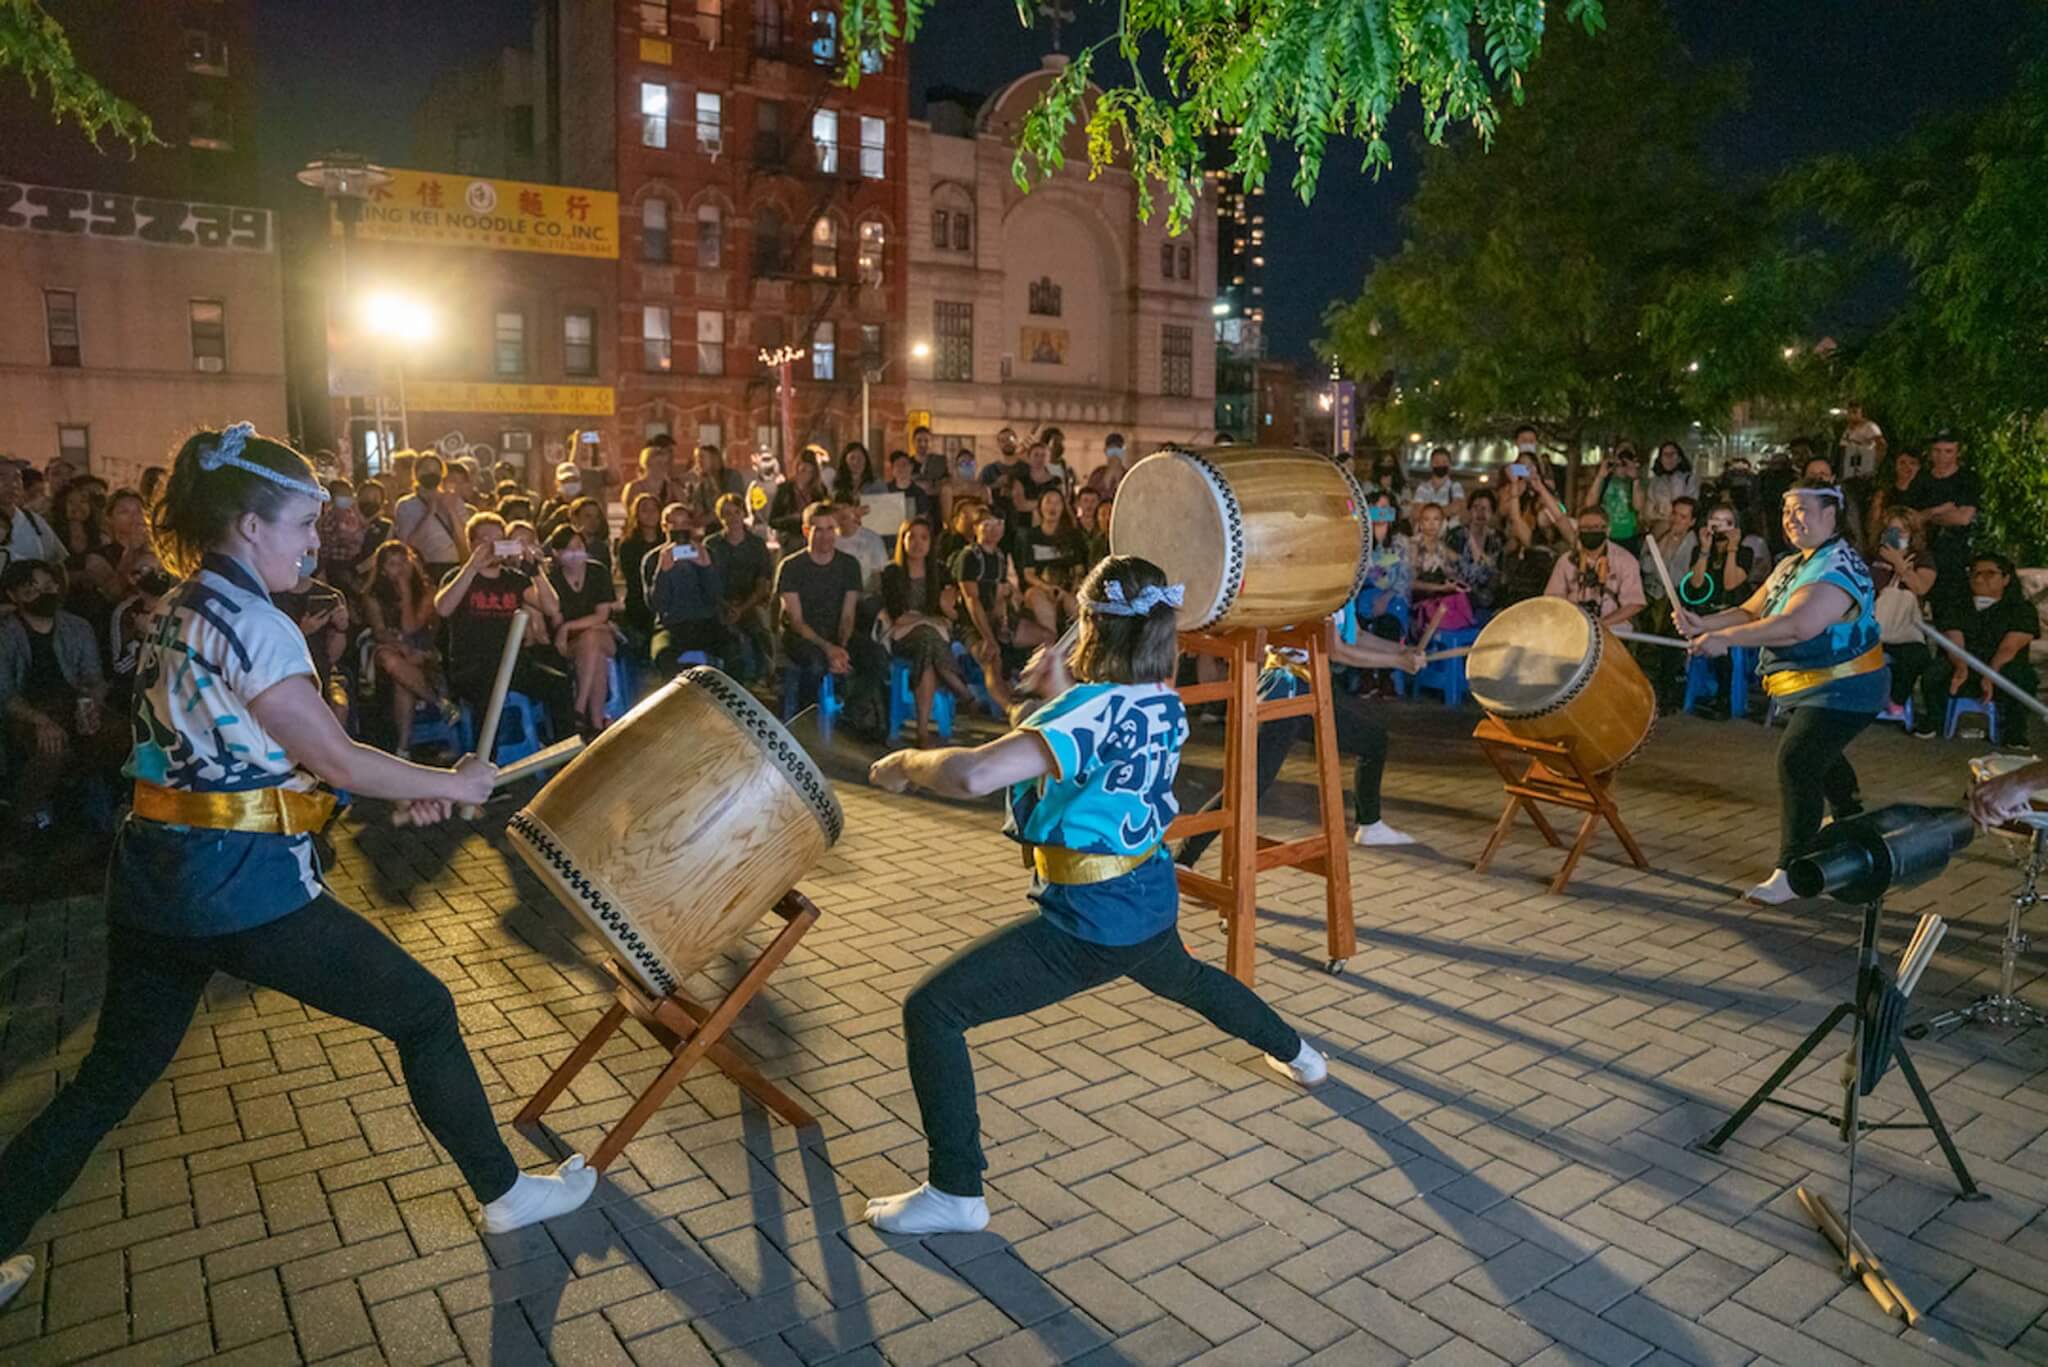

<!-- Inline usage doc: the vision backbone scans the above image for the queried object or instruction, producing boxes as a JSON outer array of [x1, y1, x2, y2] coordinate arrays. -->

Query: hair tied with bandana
[[196, 422, 329, 502], [1086, 580, 1185, 617]]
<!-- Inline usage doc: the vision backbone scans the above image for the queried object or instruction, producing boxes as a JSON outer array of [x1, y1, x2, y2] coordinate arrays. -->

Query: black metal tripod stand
[[1694, 897, 1981, 1201]]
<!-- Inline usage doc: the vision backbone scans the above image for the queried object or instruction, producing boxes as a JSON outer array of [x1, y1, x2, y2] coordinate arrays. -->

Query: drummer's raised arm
[[870, 731, 1053, 799]]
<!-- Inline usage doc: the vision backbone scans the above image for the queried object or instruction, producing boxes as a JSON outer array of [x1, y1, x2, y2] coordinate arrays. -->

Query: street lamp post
[[297, 152, 393, 465], [863, 340, 931, 457], [362, 292, 435, 458]]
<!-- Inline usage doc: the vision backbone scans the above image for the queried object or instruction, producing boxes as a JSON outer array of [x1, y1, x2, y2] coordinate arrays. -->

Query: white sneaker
[[1267, 1041, 1327, 1087], [0, 1254, 32, 1310], [1745, 869, 1797, 905], [1354, 820, 1416, 847]]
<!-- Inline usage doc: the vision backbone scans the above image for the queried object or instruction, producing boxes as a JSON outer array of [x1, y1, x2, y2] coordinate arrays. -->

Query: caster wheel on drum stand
[[1325, 959, 1346, 976]]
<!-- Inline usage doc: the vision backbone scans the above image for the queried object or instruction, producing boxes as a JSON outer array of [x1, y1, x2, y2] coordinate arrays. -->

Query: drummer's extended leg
[[1776, 707, 1875, 867], [874, 916, 1126, 1232]]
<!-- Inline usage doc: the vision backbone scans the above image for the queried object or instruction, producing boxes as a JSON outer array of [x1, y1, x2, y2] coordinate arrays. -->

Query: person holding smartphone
[[645, 502, 730, 670], [433, 511, 573, 738]]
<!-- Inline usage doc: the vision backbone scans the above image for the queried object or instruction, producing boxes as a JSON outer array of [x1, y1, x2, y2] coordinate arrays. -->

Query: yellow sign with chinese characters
[[409, 381, 616, 417], [345, 169, 619, 259]]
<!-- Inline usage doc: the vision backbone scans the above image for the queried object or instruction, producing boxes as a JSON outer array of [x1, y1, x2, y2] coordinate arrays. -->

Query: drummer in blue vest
[[1681, 480, 1887, 904], [0, 425, 596, 1310]]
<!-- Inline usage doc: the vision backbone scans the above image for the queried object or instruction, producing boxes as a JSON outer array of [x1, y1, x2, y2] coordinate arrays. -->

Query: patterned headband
[[196, 423, 329, 502], [1085, 580, 1185, 617], [1784, 484, 1845, 508]]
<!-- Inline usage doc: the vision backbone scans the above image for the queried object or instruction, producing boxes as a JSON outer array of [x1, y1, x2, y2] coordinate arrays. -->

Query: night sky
[[251, 0, 2030, 362]]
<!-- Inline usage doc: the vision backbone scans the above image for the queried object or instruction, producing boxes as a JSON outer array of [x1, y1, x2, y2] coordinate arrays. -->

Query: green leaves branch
[[0, 0, 156, 151], [837, 0, 1604, 232]]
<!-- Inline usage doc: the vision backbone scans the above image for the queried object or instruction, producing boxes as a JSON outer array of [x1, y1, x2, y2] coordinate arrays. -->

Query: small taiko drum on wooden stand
[[1466, 597, 1656, 774], [508, 667, 843, 1166], [1108, 445, 1371, 630]]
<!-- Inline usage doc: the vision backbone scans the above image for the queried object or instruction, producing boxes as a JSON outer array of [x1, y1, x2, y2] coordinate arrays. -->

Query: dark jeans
[[4, 707, 128, 831], [452, 656, 575, 741], [1917, 652, 2038, 748], [0, 894, 518, 1255], [650, 618, 731, 671], [1883, 642, 1930, 707], [1777, 706, 1875, 867], [903, 915, 1300, 1196], [1177, 696, 1389, 866], [784, 635, 886, 716]]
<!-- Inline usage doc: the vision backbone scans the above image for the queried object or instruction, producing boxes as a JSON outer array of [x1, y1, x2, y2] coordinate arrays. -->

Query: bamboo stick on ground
[[1799, 1186, 1901, 1319]]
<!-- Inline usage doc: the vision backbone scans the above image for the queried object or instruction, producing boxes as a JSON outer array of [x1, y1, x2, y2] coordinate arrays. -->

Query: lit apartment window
[[189, 300, 226, 372], [693, 0, 722, 44], [643, 305, 673, 371], [696, 203, 722, 267], [857, 220, 884, 287], [810, 217, 836, 278], [57, 426, 89, 468], [812, 320, 835, 380], [494, 310, 527, 375], [564, 309, 596, 377], [44, 289, 80, 367], [184, 28, 228, 75], [695, 92, 722, 153], [934, 301, 972, 382], [1161, 325, 1193, 397], [696, 310, 724, 375], [858, 116, 884, 179], [809, 8, 837, 63], [641, 197, 670, 261], [812, 108, 838, 173], [640, 82, 669, 148], [639, 2, 670, 34]]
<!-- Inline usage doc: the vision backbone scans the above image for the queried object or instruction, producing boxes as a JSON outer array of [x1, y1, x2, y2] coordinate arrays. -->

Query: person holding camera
[[393, 455, 468, 583], [706, 494, 775, 682], [645, 503, 730, 672], [1583, 444, 1648, 555], [1674, 503, 1755, 715], [434, 511, 573, 739]]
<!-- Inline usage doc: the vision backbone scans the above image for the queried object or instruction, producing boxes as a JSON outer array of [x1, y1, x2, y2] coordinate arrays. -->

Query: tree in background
[[0, 0, 153, 148], [840, 0, 1606, 231], [1318, 0, 1747, 493]]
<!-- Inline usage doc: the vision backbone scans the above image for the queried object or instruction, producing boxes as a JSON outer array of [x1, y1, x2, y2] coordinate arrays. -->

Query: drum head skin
[[1109, 451, 1232, 627], [1468, 598, 1596, 716]]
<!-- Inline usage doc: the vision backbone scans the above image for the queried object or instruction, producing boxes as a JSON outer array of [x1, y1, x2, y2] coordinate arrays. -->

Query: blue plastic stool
[[781, 669, 842, 736], [886, 657, 956, 740], [1395, 624, 1478, 704], [1944, 695, 2000, 743], [1874, 696, 1914, 729], [408, 702, 472, 756], [1681, 646, 1756, 718], [604, 655, 632, 723], [468, 691, 550, 765], [950, 641, 999, 717]]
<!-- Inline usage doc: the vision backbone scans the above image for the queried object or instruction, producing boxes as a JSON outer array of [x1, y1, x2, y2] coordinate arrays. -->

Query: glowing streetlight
[[911, 340, 931, 360], [1211, 300, 1230, 317], [359, 292, 435, 451]]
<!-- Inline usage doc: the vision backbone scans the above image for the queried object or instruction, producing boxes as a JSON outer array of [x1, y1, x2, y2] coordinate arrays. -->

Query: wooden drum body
[[1108, 446, 1370, 630], [1466, 598, 1655, 774], [506, 667, 843, 998]]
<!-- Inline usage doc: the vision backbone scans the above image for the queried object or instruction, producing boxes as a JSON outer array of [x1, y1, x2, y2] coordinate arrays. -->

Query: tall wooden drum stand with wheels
[[1165, 623, 1356, 984]]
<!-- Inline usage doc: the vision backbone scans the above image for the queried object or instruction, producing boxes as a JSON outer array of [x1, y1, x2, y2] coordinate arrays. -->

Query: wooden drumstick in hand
[[395, 608, 528, 826], [1642, 535, 1687, 630]]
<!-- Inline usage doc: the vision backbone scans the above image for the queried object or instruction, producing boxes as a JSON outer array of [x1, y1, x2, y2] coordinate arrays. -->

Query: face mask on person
[[1431, 465, 1450, 479], [559, 480, 581, 498], [1882, 528, 1908, 551], [24, 591, 61, 618], [1578, 531, 1607, 552], [1974, 595, 1998, 610], [957, 458, 976, 479], [333, 495, 355, 511], [1105, 445, 1123, 461], [559, 547, 588, 566], [1517, 440, 1538, 455], [417, 469, 442, 490], [297, 551, 319, 579]]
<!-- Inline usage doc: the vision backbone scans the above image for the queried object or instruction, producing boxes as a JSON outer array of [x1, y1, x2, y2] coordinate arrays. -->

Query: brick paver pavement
[[2, 703, 2045, 1365]]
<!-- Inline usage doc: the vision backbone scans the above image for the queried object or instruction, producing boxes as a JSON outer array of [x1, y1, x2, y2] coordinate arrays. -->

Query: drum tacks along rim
[[504, 666, 844, 998], [1174, 448, 1246, 631]]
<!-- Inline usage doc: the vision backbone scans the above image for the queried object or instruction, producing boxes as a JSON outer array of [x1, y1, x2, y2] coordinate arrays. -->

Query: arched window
[[857, 219, 885, 287], [641, 197, 670, 262], [695, 201, 722, 268], [811, 216, 837, 277], [753, 204, 785, 274]]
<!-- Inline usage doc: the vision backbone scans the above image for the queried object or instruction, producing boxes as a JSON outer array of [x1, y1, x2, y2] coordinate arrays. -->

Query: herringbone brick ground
[[2, 702, 2045, 1366]]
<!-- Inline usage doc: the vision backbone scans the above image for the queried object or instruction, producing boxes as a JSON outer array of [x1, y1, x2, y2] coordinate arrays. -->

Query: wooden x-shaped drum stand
[[1471, 718, 1647, 894], [517, 890, 820, 1171]]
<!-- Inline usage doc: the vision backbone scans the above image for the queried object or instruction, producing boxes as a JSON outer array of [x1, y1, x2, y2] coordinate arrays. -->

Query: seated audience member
[[558, 496, 613, 579], [544, 525, 617, 734], [538, 459, 587, 536], [393, 454, 468, 582], [273, 560, 354, 726], [977, 428, 1024, 495], [1916, 553, 2038, 746], [1, 460, 66, 576], [434, 512, 574, 736], [767, 450, 827, 546], [318, 478, 367, 589], [1584, 444, 1648, 554], [1406, 502, 1474, 635], [935, 497, 984, 566], [53, 475, 109, 560], [880, 450, 936, 543], [937, 448, 982, 523], [833, 498, 892, 596], [1085, 432, 1129, 500], [1868, 448, 1926, 540], [706, 494, 774, 681], [1410, 447, 1466, 522], [619, 441, 675, 523], [1004, 442, 1064, 537], [1645, 442, 1699, 536], [363, 541, 453, 754], [951, 508, 1027, 705], [774, 501, 886, 722], [1870, 509, 1936, 720], [1356, 491, 1411, 639], [835, 442, 883, 499], [1547, 507, 1645, 629], [879, 518, 972, 746], [0, 560, 125, 838], [645, 504, 729, 670], [1499, 460, 1570, 606], [351, 480, 392, 578], [911, 425, 947, 492], [710, 443, 750, 504], [615, 494, 665, 645], [1446, 487, 1504, 611], [1015, 487, 1087, 639], [1073, 486, 1110, 567]]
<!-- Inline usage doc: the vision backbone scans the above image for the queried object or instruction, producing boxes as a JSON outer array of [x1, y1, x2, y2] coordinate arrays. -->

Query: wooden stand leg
[[1471, 721, 1645, 894], [520, 891, 821, 1172], [1224, 632, 1261, 984], [1307, 632, 1355, 970]]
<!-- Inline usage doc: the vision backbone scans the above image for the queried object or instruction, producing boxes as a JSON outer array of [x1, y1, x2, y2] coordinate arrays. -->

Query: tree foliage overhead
[[1320, 0, 1753, 459], [0, 0, 154, 149], [840, 0, 1605, 230]]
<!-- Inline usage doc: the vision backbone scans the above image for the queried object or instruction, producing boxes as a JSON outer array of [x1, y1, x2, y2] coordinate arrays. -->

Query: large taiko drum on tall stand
[[1108, 446, 1370, 630], [506, 667, 843, 998], [1466, 598, 1656, 774]]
